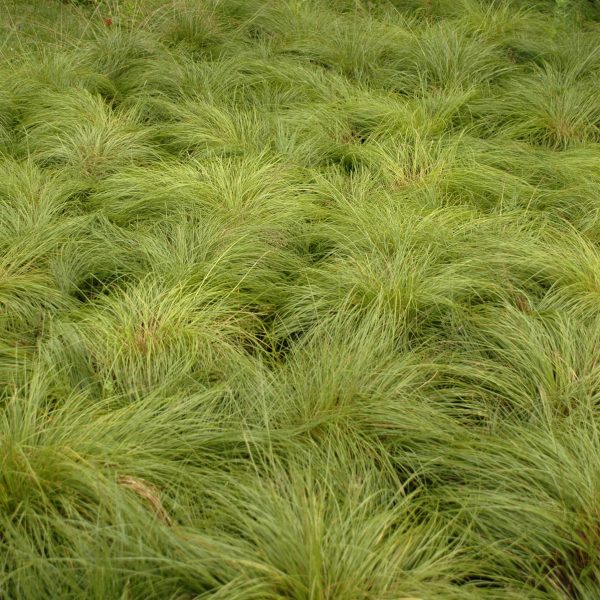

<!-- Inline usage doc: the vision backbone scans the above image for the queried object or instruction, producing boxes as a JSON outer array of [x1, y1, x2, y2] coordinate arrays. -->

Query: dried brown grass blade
[[117, 475, 173, 526]]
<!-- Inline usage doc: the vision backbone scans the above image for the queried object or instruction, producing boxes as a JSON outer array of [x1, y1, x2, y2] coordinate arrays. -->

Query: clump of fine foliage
[[2, 0, 600, 597]]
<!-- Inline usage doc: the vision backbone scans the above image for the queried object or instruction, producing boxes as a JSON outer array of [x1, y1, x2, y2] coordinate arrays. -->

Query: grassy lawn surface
[[2, 0, 600, 597]]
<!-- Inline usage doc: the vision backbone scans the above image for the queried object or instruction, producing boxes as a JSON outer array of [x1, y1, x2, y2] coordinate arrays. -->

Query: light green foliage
[[2, 0, 600, 597]]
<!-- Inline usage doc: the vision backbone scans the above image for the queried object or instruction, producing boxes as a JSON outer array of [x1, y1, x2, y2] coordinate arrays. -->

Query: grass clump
[[2, 0, 600, 598]]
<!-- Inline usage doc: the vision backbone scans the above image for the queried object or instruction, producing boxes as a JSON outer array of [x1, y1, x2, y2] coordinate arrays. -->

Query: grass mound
[[2, 0, 600, 597]]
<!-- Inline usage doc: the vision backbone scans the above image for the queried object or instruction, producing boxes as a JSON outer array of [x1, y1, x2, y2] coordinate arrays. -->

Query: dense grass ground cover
[[3, 0, 600, 597]]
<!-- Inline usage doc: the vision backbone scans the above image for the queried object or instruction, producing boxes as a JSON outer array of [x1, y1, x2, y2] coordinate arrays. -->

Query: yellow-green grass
[[2, 0, 600, 597]]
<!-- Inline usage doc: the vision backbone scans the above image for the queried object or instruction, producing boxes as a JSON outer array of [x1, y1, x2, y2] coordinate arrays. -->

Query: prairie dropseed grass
[[2, 0, 600, 598]]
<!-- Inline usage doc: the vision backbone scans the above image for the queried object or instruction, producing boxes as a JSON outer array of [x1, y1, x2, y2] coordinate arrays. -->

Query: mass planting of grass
[[2, 0, 600, 597]]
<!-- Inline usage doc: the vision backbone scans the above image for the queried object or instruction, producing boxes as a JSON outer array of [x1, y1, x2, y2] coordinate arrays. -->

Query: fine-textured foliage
[[2, 0, 600, 598]]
